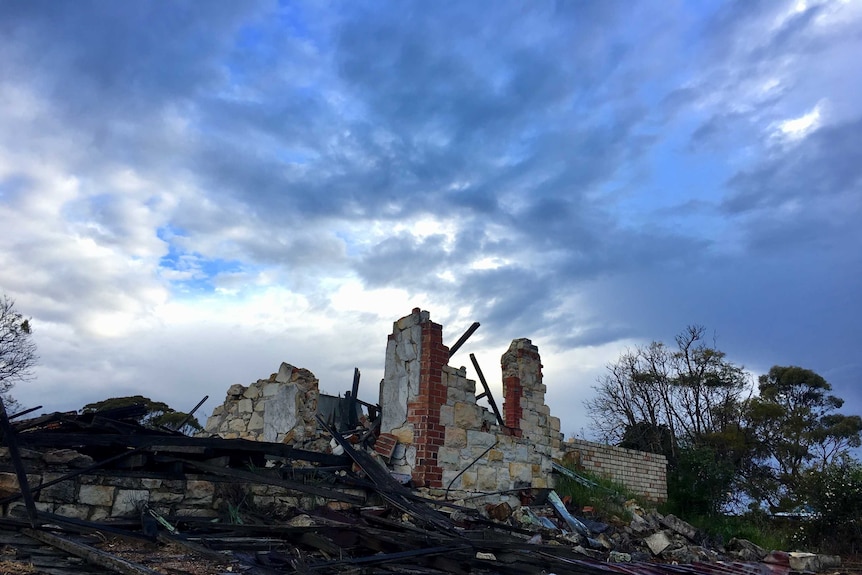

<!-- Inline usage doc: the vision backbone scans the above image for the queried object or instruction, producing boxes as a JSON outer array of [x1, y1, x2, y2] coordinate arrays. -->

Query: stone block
[[508, 462, 532, 484], [477, 467, 498, 491], [391, 426, 414, 444], [227, 384, 246, 397], [487, 449, 504, 462], [275, 362, 294, 383], [445, 427, 467, 448], [396, 341, 417, 362], [454, 402, 481, 428], [79, 485, 115, 507], [39, 480, 76, 504], [460, 471, 477, 490], [437, 447, 461, 466], [185, 480, 215, 506], [44, 449, 94, 467], [439, 404, 454, 427], [228, 417, 247, 432], [54, 504, 89, 520], [88, 506, 109, 521], [248, 411, 265, 431], [447, 386, 466, 403], [112, 489, 150, 517], [150, 491, 184, 504], [467, 429, 497, 447]]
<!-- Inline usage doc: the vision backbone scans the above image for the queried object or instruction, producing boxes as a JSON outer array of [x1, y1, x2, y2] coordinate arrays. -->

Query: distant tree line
[[586, 326, 862, 552]]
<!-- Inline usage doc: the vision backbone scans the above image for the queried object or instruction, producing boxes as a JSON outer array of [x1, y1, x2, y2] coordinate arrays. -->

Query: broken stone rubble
[[489, 496, 841, 571]]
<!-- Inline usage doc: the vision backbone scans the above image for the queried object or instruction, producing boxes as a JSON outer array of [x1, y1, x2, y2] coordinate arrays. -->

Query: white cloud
[[772, 101, 824, 142]]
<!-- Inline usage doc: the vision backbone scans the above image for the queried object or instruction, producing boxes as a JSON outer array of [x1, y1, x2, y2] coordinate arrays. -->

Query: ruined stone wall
[[0, 469, 334, 522], [562, 438, 668, 502], [204, 362, 321, 447], [380, 309, 562, 492]]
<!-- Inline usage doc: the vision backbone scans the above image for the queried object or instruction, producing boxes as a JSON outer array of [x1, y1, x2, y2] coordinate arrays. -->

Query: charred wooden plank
[[317, 416, 458, 535], [0, 397, 39, 527], [171, 458, 365, 505], [16, 433, 351, 465], [23, 528, 163, 575]]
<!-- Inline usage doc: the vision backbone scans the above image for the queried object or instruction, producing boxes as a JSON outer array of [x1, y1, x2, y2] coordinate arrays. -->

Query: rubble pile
[[0, 405, 843, 574]]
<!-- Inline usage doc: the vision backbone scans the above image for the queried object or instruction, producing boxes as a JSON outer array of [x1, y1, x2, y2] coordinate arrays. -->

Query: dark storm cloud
[[724, 118, 862, 251]]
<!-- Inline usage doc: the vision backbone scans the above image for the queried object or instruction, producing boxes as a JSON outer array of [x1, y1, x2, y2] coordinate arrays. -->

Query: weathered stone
[[38, 479, 77, 503], [42, 449, 94, 468], [184, 480, 215, 506], [477, 467, 498, 491], [727, 538, 767, 561], [390, 426, 414, 444], [508, 462, 532, 484], [111, 489, 149, 517], [466, 429, 496, 448], [264, 383, 298, 442], [227, 384, 246, 398], [248, 411, 264, 431], [788, 552, 841, 572], [660, 514, 700, 542], [149, 491, 184, 504], [228, 417, 247, 432], [445, 427, 467, 448], [238, 398, 253, 414], [454, 402, 481, 428], [54, 504, 89, 520], [275, 362, 294, 383], [78, 485, 115, 507], [644, 531, 672, 555], [487, 449, 504, 462], [486, 501, 512, 521], [437, 447, 461, 466]]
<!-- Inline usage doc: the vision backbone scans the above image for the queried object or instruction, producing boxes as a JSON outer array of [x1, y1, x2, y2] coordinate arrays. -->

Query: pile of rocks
[[481, 496, 842, 572]]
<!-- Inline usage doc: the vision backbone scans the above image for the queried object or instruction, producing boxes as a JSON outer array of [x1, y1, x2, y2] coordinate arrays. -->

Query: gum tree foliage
[[585, 325, 751, 454], [585, 326, 752, 515], [745, 365, 862, 512], [0, 295, 38, 411], [81, 395, 203, 435]]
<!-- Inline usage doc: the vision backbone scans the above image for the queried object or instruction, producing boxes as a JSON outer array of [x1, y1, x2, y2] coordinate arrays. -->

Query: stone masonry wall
[[0, 469, 333, 522], [381, 309, 562, 491], [562, 438, 668, 502], [204, 362, 321, 447]]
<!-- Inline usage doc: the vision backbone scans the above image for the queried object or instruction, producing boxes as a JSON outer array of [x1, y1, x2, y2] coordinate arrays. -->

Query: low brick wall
[[562, 438, 667, 502]]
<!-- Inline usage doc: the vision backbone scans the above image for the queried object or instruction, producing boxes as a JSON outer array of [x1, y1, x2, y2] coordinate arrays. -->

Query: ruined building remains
[[205, 309, 667, 501]]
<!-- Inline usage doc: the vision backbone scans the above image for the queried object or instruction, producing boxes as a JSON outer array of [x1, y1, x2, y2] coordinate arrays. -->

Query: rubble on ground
[[0, 405, 843, 574]]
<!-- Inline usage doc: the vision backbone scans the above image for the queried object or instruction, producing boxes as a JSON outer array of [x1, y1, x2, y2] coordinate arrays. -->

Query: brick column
[[502, 339, 543, 438], [503, 374, 523, 436], [406, 311, 449, 487]]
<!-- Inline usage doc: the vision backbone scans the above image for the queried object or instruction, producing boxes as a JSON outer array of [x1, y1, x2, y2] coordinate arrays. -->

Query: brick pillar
[[503, 374, 523, 437], [502, 338, 542, 438], [405, 310, 449, 488]]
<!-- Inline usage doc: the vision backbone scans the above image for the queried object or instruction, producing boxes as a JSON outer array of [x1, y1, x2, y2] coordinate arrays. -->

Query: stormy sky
[[1, 0, 860, 437]]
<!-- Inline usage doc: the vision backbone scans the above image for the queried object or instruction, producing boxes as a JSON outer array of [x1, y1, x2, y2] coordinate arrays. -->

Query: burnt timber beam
[[0, 397, 38, 527], [15, 433, 351, 466], [23, 528, 163, 575], [169, 457, 366, 505], [448, 321, 480, 359], [469, 353, 506, 429]]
